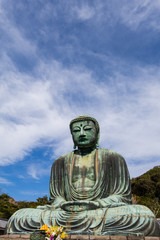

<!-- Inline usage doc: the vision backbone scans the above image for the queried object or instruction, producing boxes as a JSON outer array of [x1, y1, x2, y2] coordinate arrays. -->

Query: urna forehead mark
[[72, 120, 94, 129]]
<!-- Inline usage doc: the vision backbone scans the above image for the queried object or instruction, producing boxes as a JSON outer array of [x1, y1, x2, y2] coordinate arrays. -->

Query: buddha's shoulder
[[52, 151, 73, 165], [98, 148, 124, 159]]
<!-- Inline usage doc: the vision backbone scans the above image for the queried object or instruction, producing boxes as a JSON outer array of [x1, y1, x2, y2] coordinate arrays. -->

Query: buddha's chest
[[72, 154, 96, 190]]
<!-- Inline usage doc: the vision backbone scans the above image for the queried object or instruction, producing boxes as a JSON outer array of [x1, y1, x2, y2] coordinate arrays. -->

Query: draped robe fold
[[7, 148, 160, 236]]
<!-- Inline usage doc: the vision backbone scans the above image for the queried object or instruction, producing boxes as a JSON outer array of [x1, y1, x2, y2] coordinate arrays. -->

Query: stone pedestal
[[0, 235, 159, 240], [0, 234, 30, 240]]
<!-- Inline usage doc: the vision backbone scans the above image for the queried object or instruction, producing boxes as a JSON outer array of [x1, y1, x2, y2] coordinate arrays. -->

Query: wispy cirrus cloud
[[0, 177, 13, 185], [27, 163, 50, 180], [0, 2, 37, 57], [120, 0, 160, 31], [71, 3, 95, 21], [20, 190, 48, 196], [0, 57, 160, 175]]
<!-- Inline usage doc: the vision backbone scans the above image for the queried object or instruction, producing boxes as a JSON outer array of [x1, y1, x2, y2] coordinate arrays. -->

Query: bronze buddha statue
[[7, 115, 160, 236]]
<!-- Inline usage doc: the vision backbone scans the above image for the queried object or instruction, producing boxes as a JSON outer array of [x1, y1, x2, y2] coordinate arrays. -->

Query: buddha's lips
[[79, 137, 87, 141]]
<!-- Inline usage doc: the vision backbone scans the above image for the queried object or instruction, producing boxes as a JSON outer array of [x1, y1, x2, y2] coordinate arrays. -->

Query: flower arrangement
[[40, 224, 67, 240]]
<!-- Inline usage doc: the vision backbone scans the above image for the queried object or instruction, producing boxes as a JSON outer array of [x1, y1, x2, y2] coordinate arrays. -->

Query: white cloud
[[71, 4, 95, 21], [0, 177, 13, 185], [0, 2, 37, 57], [68, 1, 160, 31], [119, 0, 160, 30], [99, 69, 160, 161], [27, 163, 50, 180], [0, 57, 160, 173], [20, 190, 48, 196]]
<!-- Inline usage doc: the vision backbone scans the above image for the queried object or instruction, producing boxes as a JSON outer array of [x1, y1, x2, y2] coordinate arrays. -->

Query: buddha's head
[[70, 115, 100, 149]]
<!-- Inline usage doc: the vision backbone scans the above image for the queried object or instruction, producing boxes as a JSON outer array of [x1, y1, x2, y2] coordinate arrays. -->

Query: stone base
[[0, 234, 30, 240], [0, 235, 160, 240]]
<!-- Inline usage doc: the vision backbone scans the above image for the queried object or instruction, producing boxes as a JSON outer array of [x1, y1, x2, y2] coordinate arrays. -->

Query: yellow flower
[[40, 224, 49, 231], [61, 232, 67, 239], [40, 224, 67, 239]]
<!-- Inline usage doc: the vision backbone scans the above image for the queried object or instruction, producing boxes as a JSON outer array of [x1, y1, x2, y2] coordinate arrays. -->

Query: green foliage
[[131, 178, 156, 197], [0, 193, 19, 219], [155, 182, 160, 198], [36, 196, 50, 205], [0, 194, 49, 219], [131, 166, 160, 217]]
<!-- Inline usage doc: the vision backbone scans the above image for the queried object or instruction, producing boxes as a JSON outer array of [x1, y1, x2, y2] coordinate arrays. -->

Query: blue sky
[[0, 0, 160, 201]]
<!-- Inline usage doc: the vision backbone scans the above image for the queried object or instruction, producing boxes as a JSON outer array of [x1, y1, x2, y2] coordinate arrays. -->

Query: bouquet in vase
[[40, 224, 68, 240]]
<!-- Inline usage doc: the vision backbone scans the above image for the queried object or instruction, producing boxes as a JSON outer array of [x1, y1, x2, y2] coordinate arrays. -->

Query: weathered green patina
[[6, 115, 160, 236]]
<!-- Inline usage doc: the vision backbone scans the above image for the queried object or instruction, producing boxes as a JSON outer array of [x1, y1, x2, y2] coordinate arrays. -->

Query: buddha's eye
[[84, 127, 92, 131], [72, 128, 80, 133]]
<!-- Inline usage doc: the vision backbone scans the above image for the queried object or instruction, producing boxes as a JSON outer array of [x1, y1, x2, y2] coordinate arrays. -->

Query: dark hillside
[[131, 166, 160, 217], [0, 194, 49, 219]]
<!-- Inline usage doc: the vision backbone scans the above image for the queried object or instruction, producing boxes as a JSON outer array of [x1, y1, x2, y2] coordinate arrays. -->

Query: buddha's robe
[[7, 148, 160, 236]]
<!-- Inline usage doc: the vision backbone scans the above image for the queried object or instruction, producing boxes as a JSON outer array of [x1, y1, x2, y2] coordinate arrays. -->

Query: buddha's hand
[[110, 202, 126, 208], [61, 200, 100, 212], [97, 200, 126, 208]]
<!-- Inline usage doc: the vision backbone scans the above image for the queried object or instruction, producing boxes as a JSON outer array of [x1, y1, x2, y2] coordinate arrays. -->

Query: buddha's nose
[[80, 128, 85, 136]]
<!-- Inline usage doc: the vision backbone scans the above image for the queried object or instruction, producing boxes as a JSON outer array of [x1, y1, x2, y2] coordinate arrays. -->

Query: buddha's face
[[71, 120, 97, 148]]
